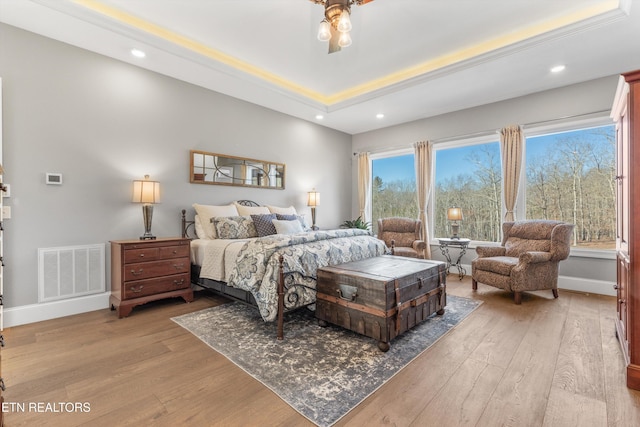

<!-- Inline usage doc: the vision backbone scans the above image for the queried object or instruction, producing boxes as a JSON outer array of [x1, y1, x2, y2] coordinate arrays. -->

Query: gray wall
[[351, 76, 619, 283], [0, 23, 352, 308]]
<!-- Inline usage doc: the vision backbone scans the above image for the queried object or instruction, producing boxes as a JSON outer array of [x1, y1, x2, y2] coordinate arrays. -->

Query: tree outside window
[[525, 125, 615, 249], [370, 123, 615, 252], [371, 154, 417, 235], [434, 142, 502, 241]]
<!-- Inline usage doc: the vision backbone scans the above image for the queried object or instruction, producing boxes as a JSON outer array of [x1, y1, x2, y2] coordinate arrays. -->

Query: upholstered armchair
[[377, 217, 427, 259], [471, 220, 574, 304]]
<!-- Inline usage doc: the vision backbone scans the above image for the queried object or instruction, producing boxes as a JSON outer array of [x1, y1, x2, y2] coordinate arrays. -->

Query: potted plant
[[340, 216, 371, 230]]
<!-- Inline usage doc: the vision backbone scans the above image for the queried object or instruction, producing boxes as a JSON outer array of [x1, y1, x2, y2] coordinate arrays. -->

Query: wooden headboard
[[181, 200, 260, 239]]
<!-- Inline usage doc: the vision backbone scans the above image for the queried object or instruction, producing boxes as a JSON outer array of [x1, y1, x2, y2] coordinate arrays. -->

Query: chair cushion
[[504, 220, 560, 257], [392, 247, 419, 258], [383, 231, 419, 248], [473, 256, 519, 276]]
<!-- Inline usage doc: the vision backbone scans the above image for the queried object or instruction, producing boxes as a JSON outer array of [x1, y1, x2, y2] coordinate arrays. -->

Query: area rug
[[172, 294, 481, 427]]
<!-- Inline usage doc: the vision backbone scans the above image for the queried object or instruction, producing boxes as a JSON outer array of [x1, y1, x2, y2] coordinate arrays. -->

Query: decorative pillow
[[276, 213, 310, 231], [212, 216, 258, 239], [297, 214, 311, 231], [273, 219, 304, 235], [192, 203, 239, 239], [267, 205, 298, 215], [235, 203, 271, 216], [194, 215, 206, 239], [251, 213, 277, 237], [275, 213, 297, 221]]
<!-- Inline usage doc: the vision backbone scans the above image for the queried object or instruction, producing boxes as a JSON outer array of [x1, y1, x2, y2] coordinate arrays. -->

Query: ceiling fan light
[[317, 19, 331, 42], [337, 9, 352, 33], [338, 31, 352, 48]]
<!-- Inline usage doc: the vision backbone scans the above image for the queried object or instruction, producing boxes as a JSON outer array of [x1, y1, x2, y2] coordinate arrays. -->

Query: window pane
[[371, 154, 418, 234], [434, 142, 501, 241], [525, 125, 615, 250]]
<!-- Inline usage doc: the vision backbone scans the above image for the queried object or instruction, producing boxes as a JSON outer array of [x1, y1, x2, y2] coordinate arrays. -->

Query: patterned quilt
[[227, 229, 388, 321]]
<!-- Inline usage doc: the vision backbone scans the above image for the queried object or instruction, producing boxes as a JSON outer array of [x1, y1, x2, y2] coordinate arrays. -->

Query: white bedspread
[[191, 238, 254, 282]]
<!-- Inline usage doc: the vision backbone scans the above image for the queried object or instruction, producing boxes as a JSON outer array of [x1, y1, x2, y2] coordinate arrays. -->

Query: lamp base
[[311, 206, 318, 231], [450, 223, 460, 239], [140, 204, 156, 240]]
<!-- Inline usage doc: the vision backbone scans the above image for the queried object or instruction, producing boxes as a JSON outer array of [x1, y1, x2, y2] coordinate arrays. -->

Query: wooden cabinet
[[110, 238, 193, 317], [612, 70, 640, 390], [0, 159, 5, 426]]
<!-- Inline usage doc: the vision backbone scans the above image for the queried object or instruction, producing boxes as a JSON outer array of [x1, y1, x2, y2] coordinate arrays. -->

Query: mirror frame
[[190, 150, 286, 190]]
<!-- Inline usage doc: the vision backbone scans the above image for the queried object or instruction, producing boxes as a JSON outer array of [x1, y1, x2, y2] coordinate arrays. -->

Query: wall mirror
[[190, 150, 285, 189]]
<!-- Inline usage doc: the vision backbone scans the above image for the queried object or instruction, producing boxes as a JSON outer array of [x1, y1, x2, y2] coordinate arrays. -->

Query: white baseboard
[[557, 275, 616, 297], [4, 292, 110, 328]]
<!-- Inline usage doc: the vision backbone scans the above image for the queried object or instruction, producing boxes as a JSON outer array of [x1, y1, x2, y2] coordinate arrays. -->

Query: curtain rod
[[354, 109, 611, 156]]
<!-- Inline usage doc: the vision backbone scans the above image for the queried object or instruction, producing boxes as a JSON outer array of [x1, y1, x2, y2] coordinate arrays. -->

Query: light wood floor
[[3, 278, 639, 426]]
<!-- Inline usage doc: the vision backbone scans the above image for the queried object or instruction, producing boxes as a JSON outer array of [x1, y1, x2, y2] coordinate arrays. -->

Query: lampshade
[[337, 9, 352, 32], [307, 190, 320, 207], [317, 19, 331, 41], [132, 175, 160, 204], [338, 31, 352, 48], [447, 207, 463, 221]]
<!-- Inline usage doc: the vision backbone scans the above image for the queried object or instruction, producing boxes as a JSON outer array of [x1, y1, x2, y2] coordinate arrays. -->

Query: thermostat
[[46, 173, 63, 185]]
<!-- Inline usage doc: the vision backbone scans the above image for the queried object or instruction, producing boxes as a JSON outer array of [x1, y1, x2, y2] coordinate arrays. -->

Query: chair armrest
[[412, 240, 427, 252], [475, 246, 506, 258], [519, 251, 553, 264]]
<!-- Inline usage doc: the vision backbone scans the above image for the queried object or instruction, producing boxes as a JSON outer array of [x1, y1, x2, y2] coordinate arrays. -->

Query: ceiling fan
[[310, 0, 375, 53]]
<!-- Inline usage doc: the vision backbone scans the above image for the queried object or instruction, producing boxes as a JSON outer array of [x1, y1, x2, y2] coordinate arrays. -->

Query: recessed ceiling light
[[315, 114, 324, 120], [550, 65, 565, 73], [131, 48, 146, 58], [376, 113, 385, 119]]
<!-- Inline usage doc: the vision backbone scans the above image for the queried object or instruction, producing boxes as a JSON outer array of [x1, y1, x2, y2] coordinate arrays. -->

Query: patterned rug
[[172, 295, 481, 427]]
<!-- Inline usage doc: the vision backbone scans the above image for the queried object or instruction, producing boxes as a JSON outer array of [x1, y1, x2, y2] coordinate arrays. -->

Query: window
[[371, 153, 417, 234], [370, 119, 615, 255], [525, 125, 615, 250], [434, 141, 502, 242]]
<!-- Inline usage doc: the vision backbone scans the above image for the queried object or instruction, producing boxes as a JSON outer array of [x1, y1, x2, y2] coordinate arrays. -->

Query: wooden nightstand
[[110, 238, 193, 317]]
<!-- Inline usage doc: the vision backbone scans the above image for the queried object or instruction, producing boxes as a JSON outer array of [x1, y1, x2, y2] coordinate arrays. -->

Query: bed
[[181, 201, 388, 339]]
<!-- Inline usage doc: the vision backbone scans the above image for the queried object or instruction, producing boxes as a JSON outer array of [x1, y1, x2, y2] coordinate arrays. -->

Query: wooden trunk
[[316, 255, 446, 351]]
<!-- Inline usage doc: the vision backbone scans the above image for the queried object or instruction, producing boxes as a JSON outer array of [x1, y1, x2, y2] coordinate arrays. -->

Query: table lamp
[[307, 189, 320, 230], [447, 207, 463, 239], [132, 175, 160, 240]]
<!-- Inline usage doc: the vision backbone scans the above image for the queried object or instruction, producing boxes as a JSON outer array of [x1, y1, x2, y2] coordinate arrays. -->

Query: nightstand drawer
[[123, 274, 190, 299], [124, 247, 161, 263], [158, 244, 190, 260], [124, 258, 190, 281]]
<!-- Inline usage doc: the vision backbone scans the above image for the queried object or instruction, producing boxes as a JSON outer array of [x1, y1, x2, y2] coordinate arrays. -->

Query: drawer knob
[[130, 269, 144, 276], [130, 285, 144, 293], [174, 279, 184, 286], [173, 263, 184, 270], [172, 250, 178, 254], [139, 253, 145, 258]]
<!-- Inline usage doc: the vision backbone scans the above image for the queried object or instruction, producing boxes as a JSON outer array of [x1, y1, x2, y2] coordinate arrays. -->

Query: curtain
[[357, 152, 371, 222], [414, 141, 433, 259], [500, 125, 523, 222]]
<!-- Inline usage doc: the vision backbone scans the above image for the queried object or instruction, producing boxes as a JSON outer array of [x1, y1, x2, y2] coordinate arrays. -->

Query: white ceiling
[[1, 0, 640, 134]]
